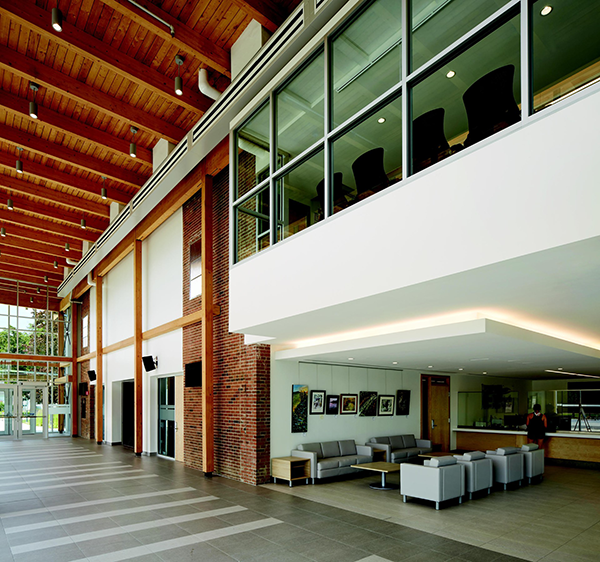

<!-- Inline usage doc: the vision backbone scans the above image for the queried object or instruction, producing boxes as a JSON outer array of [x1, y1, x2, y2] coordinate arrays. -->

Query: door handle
[[431, 419, 436, 429]]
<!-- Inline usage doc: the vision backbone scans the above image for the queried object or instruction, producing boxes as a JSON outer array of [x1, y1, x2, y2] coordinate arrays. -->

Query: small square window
[[190, 240, 202, 299]]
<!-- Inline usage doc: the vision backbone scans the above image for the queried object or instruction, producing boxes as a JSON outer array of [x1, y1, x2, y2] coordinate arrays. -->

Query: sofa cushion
[[428, 456, 457, 467], [391, 450, 408, 461], [297, 442, 323, 459], [497, 447, 520, 455], [338, 440, 357, 456], [463, 451, 486, 461], [321, 441, 341, 458], [317, 459, 339, 470], [337, 455, 357, 467], [401, 447, 421, 458], [389, 435, 404, 448], [354, 454, 371, 464], [402, 434, 417, 448], [521, 443, 539, 451], [370, 436, 390, 444]]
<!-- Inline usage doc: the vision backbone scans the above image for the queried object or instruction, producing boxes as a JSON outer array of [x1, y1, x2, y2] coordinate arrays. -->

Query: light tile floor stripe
[[0, 473, 158, 495], [11, 505, 248, 553], [72, 518, 283, 562], [5, 495, 220, 534], [0, 450, 91, 461], [0, 453, 100, 464], [0, 487, 197, 518], [0, 468, 139, 487], [0, 462, 124, 480]]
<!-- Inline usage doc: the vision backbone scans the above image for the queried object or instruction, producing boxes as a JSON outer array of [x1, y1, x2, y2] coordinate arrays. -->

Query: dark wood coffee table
[[351, 461, 400, 490]]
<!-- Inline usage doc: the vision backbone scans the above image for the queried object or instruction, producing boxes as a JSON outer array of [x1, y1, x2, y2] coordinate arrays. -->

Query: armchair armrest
[[356, 445, 373, 458], [416, 439, 432, 449], [364, 443, 391, 462], [291, 450, 316, 479]]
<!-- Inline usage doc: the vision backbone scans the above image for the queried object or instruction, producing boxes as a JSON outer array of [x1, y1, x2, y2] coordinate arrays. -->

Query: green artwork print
[[292, 384, 308, 433]]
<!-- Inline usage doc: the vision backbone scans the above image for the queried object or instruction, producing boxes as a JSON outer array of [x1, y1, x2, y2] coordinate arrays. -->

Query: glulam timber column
[[201, 165, 214, 476], [95, 275, 103, 444], [134, 239, 143, 455], [71, 303, 79, 436]]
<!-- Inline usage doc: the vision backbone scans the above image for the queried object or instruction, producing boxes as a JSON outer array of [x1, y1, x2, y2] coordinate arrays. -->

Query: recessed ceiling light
[[541, 5, 553, 16], [446, 70, 456, 79], [392, 361, 398, 365], [428, 365, 433, 368], [458, 368, 463, 371], [483, 371, 487, 374], [377, 117, 386, 124], [348, 357, 354, 360], [557, 367, 563, 370]]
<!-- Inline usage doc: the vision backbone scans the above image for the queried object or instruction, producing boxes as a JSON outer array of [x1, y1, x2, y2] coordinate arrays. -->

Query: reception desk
[[454, 428, 600, 463]]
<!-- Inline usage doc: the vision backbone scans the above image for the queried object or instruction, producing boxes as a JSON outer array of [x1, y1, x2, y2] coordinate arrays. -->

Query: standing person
[[526, 404, 547, 448]]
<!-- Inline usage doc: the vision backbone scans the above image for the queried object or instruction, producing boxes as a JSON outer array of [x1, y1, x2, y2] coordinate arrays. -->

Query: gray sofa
[[367, 434, 432, 463], [291, 440, 373, 483]]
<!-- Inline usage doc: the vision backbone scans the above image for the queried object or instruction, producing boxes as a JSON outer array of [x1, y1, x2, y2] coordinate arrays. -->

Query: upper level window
[[82, 314, 89, 349], [190, 240, 202, 299]]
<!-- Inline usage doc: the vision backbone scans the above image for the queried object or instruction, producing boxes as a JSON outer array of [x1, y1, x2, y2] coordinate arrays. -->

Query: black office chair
[[316, 172, 351, 214], [463, 64, 520, 148], [412, 108, 450, 173], [351, 147, 389, 200]]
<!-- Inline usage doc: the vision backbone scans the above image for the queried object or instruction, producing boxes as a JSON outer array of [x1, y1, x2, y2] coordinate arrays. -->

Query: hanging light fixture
[[15, 147, 23, 174], [44, 275, 48, 283], [7, 198, 13, 211], [53, 260, 58, 268], [80, 218, 86, 229], [29, 82, 40, 119], [30, 297, 33, 303], [129, 126, 138, 158], [0, 228, 5, 237], [37, 287, 40, 293], [101, 176, 107, 200], [174, 54, 184, 96], [52, 1, 63, 32], [65, 242, 70, 252]]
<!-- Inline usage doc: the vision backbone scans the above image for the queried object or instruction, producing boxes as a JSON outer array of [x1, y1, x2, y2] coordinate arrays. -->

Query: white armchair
[[485, 447, 524, 490], [400, 456, 465, 510], [519, 443, 544, 484], [454, 451, 493, 499]]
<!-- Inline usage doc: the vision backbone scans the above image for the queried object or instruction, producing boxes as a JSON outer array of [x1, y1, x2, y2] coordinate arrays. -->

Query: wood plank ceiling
[[0, 0, 300, 309]]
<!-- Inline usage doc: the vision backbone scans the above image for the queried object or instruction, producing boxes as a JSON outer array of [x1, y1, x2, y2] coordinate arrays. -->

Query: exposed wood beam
[[77, 351, 96, 363], [0, 173, 110, 218], [201, 163, 214, 475], [0, 89, 153, 166], [0, 223, 83, 254], [0, 123, 146, 188], [0, 252, 66, 275], [0, 243, 70, 270], [0, 353, 65, 362], [95, 274, 103, 444], [142, 310, 202, 340], [134, 239, 143, 455], [0, 263, 61, 286], [0, 208, 99, 243], [0, 44, 186, 143], [0, 1, 212, 116], [230, 0, 287, 33], [0, 151, 132, 205], [103, 336, 134, 355], [101, 0, 231, 77], [0, 191, 108, 231], [72, 276, 91, 300]]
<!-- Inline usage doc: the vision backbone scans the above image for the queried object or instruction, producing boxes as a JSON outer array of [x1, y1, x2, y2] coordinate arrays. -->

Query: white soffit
[[274, 318, 600, 379]]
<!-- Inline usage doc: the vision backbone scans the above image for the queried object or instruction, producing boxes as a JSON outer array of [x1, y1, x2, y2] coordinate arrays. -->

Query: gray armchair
[[519, 443, 544, 484], [454, 451, 493, 499], [485, 446, 524, 490]]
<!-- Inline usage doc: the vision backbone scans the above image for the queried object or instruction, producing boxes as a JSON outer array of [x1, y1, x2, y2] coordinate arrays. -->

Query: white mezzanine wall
[[271, 360, 421, 458], [104, 252, 134, 347]]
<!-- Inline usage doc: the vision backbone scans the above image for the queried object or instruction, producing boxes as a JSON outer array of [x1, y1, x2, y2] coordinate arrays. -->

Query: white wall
[[230, 89, 600, 335], [271, 360, 421, 458], [105, 252, 134, 347]]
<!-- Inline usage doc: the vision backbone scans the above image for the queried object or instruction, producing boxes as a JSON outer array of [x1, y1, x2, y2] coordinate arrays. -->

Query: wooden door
[[421, 375, 450, 451]]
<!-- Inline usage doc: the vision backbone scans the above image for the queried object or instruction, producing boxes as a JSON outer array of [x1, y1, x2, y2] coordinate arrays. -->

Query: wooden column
[[71, 302, 79, 436], [201, 166, 214, 475], [134, 239, 143, 455], [58, 311, 65, 433], [95, 275, 103, 444]]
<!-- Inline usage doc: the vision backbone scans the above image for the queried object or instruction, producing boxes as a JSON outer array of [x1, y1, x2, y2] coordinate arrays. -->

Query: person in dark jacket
[[526, 404, 547, 448]]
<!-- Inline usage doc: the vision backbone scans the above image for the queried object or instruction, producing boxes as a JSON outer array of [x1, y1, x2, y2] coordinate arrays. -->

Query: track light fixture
[[54, 260, 58, 268], [65, 242, 70, 252], [7, 198, 13, 211], [15, 147, 23, 174], [101, 176, 107, 199], [80, 218, 86, 229], [0, 228, 5, 237], [129, 126, 138, 158], [52, 1, 63, 32], [175, 55, 184, 96], [29, 82, 40, 119]]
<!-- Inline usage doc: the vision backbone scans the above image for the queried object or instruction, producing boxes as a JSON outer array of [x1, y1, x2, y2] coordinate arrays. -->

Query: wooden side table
[[371, 448, 386, 462], [271, 456, 310, 487]]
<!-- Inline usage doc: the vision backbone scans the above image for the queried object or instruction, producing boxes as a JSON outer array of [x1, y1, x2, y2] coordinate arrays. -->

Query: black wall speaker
[[142, 355, 156, 372], [185, 361, 202, 387], [79, 382, 89, 396], [87, 370, 96, 382]]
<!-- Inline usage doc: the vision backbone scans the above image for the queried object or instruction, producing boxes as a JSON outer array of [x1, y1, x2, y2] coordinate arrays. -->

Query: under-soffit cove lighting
[[541, 5, 553, 16], [545, 369, 600, 379]]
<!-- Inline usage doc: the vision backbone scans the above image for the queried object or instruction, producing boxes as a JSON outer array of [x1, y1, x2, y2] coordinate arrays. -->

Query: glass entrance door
[[0, 384, 48, 440], [0, 385, 16, 438], [158, 377, 175, 458]]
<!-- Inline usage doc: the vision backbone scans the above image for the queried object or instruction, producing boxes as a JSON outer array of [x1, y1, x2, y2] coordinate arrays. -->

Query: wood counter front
[[455, 429, 600, 463]]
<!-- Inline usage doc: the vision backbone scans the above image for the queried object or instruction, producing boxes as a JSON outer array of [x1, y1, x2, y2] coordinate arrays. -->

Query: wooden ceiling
[[0, 0, 300, 309]]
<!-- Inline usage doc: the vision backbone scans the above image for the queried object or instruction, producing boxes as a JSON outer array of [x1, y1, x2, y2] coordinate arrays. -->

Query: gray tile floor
[[0, 439, 588, 562]]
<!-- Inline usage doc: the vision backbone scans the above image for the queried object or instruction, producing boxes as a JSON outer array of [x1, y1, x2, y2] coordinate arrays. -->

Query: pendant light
[[53, 260, 58, 268], [29, 82, 40, 119], [37, 287, 40, 293], [15, 147, 23, 174], [0, 228, 5, 237], [129, 126, 138, 158], [44, 276, 48, 283], [65, 242, 70, 252], [52, 1, 63, 32], [7, 197, 13, 211], [101, 176, 107, 199], [174, 55, 184, 96], [80, 218, 86, 229]]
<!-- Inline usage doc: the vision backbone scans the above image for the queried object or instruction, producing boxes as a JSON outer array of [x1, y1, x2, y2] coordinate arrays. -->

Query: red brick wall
[[78, 291, 95, 440], [182, 165, 271, 485]]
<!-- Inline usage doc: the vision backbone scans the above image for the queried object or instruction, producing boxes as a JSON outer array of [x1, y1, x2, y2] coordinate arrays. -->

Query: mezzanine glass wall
[[233, 0, 600, 263]]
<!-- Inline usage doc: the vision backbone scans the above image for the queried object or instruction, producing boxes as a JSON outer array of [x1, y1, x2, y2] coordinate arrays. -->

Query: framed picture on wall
[[340, 394, 358, 415], [291, 384, 308, 433], [326, 395, 339, 415], [378, 395, 395, 416], [309, 390, 326, 415], [359, 391, 378, 417], [396, 390, 411, 416]]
